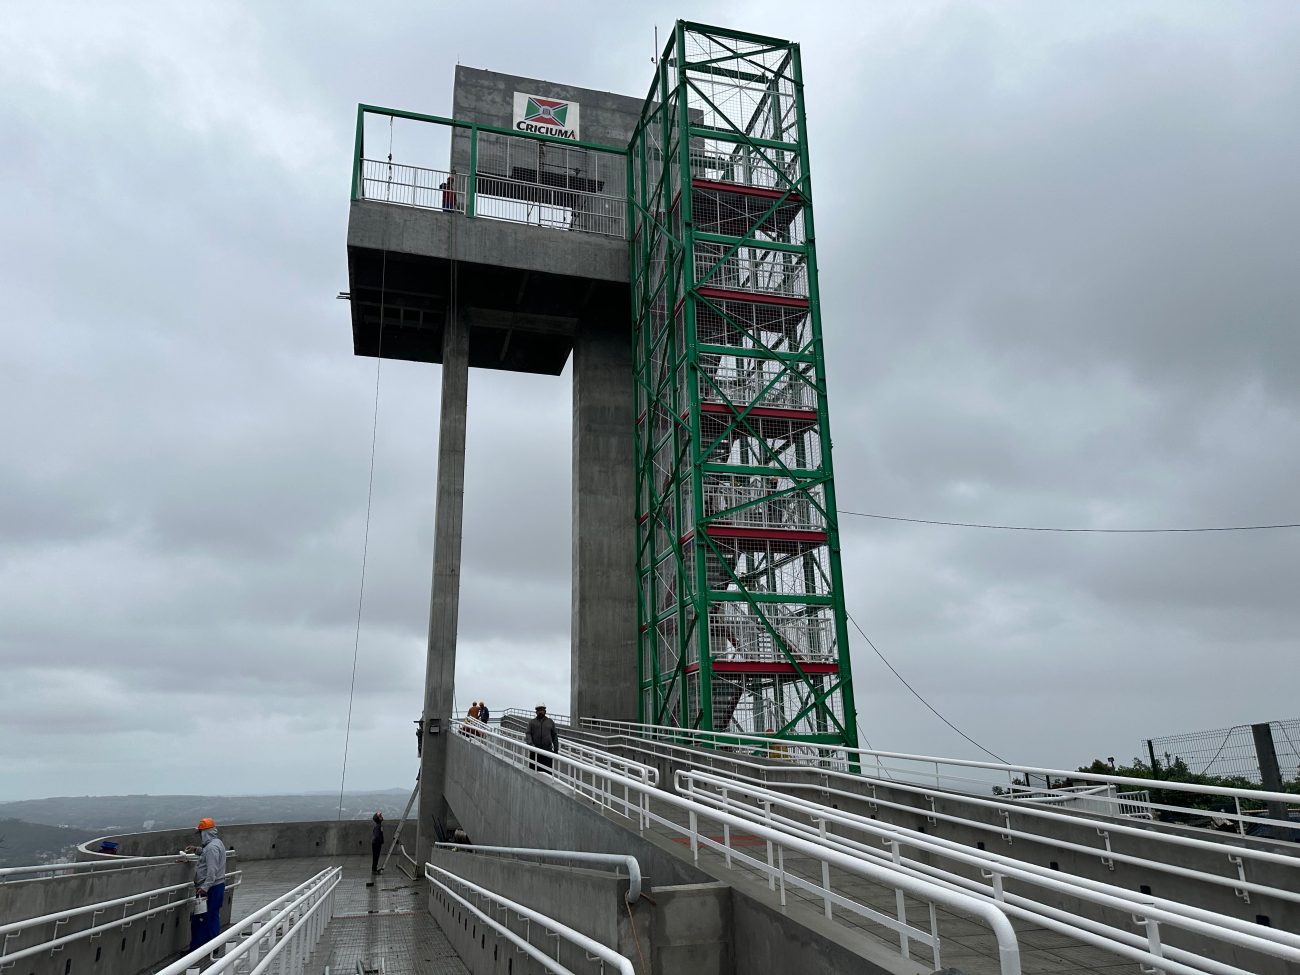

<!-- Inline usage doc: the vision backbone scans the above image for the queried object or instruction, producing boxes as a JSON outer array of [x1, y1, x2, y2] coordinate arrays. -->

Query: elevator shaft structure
[[629, 24, 859, 749]]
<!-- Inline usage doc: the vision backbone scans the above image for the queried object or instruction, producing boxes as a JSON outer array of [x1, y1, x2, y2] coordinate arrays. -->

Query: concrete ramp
[[444, 731, 939, 975]]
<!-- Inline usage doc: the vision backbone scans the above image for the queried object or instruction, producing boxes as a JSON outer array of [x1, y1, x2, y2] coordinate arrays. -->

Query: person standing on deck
[[188, 818, 227, 953], [526, 704, 560, 774], [371, 811, 385, 873]]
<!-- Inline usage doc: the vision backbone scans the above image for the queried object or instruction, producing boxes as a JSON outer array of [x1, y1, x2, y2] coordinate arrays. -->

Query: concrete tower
[[345, 69, 642, 863]]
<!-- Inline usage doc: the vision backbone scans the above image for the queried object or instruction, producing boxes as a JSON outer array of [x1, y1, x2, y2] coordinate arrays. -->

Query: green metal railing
[[352, 105, 629, 237]]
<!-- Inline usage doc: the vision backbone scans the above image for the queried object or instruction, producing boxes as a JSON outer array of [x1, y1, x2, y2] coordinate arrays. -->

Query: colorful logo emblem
[[523, 97, 570, 130]]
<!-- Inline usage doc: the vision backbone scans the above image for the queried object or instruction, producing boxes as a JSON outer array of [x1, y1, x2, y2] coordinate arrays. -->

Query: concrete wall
[[427, 848, 732, 975], [426, 848, 649, 973], [730, 880, 929, 975], [348, 200, 627, 282], [83, 820, 373, 860], [443, 732, 706, 889], [0, 861, 203, 975], [453, 66, 644, 150], [649, 883, 733, 975]]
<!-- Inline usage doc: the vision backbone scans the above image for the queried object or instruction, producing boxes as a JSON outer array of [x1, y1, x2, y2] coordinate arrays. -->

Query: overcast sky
[[1, 1, 1297, 802]]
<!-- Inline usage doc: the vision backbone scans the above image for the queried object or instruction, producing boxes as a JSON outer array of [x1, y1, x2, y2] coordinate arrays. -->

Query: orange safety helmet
[[196, 817, 216, 831]]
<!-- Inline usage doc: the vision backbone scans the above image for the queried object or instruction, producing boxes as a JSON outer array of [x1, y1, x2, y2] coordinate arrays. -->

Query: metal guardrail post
[[467, 125, 478, 219], [352, 105, 365, 201]]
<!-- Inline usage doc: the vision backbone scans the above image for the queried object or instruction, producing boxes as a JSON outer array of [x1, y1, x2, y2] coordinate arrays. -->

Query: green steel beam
[[630, 22, 857, 750]]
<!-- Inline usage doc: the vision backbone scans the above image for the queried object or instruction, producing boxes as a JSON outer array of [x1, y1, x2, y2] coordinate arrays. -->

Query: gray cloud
[[1, 0, 1298, 800]]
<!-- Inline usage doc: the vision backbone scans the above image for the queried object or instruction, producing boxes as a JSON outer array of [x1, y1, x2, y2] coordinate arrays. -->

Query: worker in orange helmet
[[187, 817, 228, 954]]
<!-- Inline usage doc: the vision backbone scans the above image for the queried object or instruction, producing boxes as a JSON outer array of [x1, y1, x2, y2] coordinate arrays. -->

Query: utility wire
[[338, 154, 393, 818], [838, 510, 1300, 533], [845, 610, 1009, 765], [336, 299, 383, 819]]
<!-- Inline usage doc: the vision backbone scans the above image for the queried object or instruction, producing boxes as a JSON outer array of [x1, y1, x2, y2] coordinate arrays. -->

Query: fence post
[[467, 125, 478, 218], [1146, 739, 1160, 779], [1251, 722, 1290, 826]]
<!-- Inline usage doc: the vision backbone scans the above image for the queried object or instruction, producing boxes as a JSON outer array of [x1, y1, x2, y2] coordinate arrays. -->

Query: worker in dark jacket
[[526, 704, 560, 774], [371, 812, 385, 873]]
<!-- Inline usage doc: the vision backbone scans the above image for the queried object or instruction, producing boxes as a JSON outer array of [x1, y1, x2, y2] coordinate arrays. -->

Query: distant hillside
[[0, 819, 99, 868], [0, 790, 413, 836]]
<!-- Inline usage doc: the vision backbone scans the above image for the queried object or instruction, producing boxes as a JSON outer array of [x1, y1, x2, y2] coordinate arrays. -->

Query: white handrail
[[462, 729, 1022, 973], [0, 872, 242, 965], [424, 862, 631, 975], [481, 717, 657, 786], [463, 719, 657, 830], [0, 852, 195, 881], [678, 768, 1300, 975], [502, 706, 573, 726], [579, 723, 1300, 895], [435, 843, 642, 903], [154, 866, 339, 975], [582, 717, 1300, 832]]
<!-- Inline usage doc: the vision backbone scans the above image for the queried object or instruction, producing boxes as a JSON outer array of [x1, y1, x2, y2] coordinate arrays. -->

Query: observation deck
[[344, 69, 640, 377], [10, 714, 1299, 975]]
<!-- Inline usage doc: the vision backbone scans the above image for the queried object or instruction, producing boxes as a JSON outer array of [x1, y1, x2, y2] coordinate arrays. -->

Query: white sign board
[[512, 92, 581, 141]]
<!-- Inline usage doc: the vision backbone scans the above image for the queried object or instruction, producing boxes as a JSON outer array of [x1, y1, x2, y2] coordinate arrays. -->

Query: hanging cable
[[838, 509, 1300, 533], [337, 240, 390, 820], [845, 610, 1009, 764]]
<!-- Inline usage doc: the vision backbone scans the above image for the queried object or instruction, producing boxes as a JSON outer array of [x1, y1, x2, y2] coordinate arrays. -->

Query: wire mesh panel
[[689, 140, 803, 194], [632, 23, 858, 749], [698, 357, 818, 411], [473, 130, 626, 237], [707, 603, 838, 665], [702, 475, 827, 532], [694, 244, 809, 299], [1147, 720, 1300, 782], [696, 297, 811, 354], [700, 412, 824, 470], [704, 535, 832, 597], [713, 672, 847, 737]]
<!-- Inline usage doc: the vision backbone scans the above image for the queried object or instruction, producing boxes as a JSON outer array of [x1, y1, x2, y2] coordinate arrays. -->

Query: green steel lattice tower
[[629, 23, 860, 750]]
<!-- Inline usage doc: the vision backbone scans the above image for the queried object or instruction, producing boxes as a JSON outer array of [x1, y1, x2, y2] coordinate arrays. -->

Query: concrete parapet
[[81, 820, 373, 861], [427, 848, 649, 973], [348, 201, 627, 283], [0, 861, 201, 975], [443, 731, 705, 889]]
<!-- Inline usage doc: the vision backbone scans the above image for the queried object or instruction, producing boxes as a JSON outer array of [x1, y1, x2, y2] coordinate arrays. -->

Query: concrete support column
[[571, 319, 637, 723], [416, 306, 470, 866]]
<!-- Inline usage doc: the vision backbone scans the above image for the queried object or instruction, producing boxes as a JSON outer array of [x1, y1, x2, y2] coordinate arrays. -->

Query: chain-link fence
[[1146, 719, 1300, 782]]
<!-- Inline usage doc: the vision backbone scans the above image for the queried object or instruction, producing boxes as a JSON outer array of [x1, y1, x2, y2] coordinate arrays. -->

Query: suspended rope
[[337, 213, 391, 819]]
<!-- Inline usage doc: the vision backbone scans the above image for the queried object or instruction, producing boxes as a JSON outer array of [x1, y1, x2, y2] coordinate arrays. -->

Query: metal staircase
[[629, 23, 859, 752]]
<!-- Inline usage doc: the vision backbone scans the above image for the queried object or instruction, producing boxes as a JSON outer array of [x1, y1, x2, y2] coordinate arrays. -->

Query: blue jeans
[[189, 882, 226, 952]]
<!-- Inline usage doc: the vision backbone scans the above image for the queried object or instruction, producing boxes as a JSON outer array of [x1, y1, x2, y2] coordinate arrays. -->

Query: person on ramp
[[526, 704, 560, 774], [187, 817, 228, 954]]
